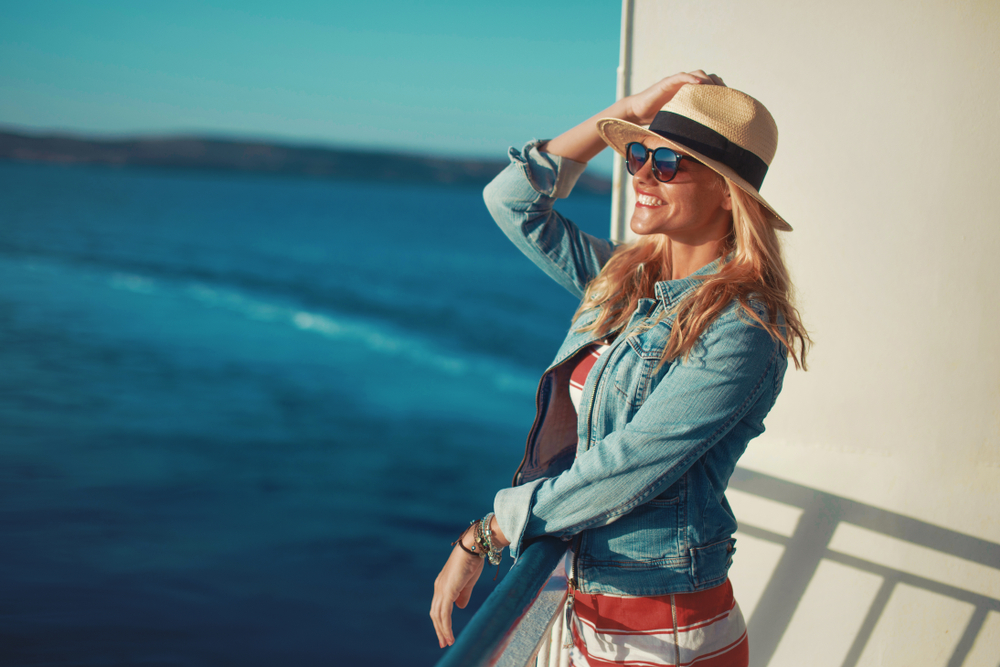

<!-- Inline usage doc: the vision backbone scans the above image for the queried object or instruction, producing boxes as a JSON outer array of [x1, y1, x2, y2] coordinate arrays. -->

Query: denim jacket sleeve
[[483, 140, 615, 298], [494, 310, 784, 558]]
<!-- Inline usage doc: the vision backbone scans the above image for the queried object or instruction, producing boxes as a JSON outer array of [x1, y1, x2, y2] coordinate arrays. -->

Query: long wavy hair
[[573, 179, 810, 370]]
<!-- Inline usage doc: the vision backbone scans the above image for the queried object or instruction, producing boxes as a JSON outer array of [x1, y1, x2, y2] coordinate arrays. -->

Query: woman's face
[[628, 137, 733, 243]]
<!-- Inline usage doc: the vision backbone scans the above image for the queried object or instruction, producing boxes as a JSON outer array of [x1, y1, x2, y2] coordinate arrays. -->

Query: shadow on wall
[[730, 469, 1000, 667]]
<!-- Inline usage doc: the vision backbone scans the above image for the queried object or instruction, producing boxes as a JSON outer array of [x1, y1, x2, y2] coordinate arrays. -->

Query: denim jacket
[[487, 141, 788, 596]]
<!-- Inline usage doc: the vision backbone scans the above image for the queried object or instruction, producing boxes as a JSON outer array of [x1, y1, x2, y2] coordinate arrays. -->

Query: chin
[[630, 224, 653, 237], [629, 216, 665, 237]]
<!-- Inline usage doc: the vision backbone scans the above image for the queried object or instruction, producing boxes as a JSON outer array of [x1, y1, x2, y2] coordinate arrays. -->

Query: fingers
[[430, 579, 455, 647], [658, 72, 703, 91], [431, 566, 458, 646], [430, 545, 486, 648], [672, 71, 703, 84], [687, 69, 726, 86]]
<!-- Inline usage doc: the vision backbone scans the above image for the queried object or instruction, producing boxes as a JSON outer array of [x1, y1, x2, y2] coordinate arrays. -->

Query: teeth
[[637, 194, 665, 206]]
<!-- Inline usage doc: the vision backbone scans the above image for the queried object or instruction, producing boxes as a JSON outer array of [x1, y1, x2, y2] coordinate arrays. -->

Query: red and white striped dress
[[567, 344, 749, 667]]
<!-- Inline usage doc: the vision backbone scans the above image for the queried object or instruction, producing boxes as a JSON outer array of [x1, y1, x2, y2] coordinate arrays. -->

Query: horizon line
[[0, 123, 618, 177]]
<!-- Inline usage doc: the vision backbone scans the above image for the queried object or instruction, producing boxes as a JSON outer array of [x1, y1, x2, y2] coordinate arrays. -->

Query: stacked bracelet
[[475, 512, 503, 566], [452, 521, 485, 558], [451, 514, 503, 566]]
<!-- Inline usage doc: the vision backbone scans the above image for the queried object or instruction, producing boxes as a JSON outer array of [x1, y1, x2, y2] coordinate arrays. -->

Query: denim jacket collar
[[653, 257, 723, 309], [548, 257, 726, 371]]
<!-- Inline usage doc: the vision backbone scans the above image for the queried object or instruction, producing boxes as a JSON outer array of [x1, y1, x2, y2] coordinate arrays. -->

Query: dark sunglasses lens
[[652, 148, 679, 182], [625, 143, 647, 176]]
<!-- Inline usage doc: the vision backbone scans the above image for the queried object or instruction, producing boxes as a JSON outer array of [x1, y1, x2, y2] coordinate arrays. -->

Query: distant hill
[[0, 129, 612, 195]]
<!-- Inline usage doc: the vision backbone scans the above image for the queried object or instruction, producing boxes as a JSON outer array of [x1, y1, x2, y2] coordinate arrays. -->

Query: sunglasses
[[624, 142, 697, 183]]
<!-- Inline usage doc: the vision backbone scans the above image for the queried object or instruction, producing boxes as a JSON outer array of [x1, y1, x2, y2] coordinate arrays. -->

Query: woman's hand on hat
[[541, 70, 723, 164], [624, 70, 726, 125]]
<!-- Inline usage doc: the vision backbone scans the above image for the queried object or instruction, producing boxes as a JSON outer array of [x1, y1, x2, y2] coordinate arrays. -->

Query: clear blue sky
[[0, 0, 622, 169]]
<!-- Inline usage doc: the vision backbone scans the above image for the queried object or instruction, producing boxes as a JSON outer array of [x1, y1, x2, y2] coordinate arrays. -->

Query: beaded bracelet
[[475, 512, 503, 566]]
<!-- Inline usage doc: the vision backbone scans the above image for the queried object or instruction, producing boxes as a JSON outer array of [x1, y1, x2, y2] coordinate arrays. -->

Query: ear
[[720, 187, 733, 212]]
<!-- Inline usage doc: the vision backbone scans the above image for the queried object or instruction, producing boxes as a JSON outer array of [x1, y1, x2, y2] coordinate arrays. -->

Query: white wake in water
[[110, 271, 537, 397]]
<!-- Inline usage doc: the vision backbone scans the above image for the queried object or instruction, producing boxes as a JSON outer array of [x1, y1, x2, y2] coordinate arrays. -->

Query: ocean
[[0, 160, 611, 666]]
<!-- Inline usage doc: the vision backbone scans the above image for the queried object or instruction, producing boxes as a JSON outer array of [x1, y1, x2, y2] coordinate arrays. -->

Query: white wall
[[620, 1, 1000, 665]]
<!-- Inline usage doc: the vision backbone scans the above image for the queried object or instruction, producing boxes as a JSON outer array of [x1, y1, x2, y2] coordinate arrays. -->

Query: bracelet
[[475, 512, 503, 566], [452, 522, 485, 559]]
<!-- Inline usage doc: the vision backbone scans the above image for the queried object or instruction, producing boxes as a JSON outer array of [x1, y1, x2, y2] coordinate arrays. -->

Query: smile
[[636, 193, 665, 207]]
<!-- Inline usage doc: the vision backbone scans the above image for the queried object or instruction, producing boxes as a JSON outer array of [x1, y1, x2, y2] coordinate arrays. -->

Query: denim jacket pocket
[[689, 537, 737, 587], [583, 498, 684, 565], [613, 327, 671, 410]]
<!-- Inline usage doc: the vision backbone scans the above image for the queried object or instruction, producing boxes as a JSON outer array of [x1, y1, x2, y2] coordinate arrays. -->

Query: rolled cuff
[[494, 477, 546, 560], [510, 140, 588, 200]]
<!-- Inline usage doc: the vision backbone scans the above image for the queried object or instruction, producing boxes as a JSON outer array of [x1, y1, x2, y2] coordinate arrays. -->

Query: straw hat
[[597, 84, 791, 231]]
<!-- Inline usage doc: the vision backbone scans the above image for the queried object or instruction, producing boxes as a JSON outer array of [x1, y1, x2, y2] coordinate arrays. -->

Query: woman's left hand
[[623, 70, 726, 126], [430, 536, 485, 648]]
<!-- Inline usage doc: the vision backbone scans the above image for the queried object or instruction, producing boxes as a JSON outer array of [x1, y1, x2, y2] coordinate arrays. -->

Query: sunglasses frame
[[624, 142, 696, 183]]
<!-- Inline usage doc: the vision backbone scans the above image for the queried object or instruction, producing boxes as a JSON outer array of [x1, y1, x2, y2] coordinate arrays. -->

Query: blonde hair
[[574, 179, 810, 370]]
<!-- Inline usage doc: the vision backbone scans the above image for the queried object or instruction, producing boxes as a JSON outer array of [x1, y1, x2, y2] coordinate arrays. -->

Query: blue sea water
[[0, 160, 610, 666]]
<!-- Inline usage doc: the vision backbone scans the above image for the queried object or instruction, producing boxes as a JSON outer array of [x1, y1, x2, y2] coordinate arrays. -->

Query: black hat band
[[649, 111, 769, 190]]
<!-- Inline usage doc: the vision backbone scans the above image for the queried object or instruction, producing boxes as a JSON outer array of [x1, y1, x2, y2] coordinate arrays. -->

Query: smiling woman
[[625, 140, 732, 242], [429, 71, 810, 666]]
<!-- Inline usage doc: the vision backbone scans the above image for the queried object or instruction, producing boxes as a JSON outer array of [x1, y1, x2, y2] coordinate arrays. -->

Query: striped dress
[[567, 344, 749, 667]]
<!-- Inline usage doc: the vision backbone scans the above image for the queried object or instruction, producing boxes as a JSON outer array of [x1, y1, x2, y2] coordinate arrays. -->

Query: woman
[[430, 71, 809, 666]]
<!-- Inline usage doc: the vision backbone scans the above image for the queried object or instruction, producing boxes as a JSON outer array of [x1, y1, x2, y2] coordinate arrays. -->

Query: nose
[[631, 152, 657, 184]]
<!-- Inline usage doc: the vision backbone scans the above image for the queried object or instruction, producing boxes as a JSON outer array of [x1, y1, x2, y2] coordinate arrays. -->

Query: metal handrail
[[433, 537, 569, 667]]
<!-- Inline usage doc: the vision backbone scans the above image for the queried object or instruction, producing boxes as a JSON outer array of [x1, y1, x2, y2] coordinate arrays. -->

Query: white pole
[[609, 0, 634, 243]]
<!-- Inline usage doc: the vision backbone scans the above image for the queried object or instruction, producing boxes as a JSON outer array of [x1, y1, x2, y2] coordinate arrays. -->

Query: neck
[[661, 209, 733, 280], [666, 236, 724, 280]]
